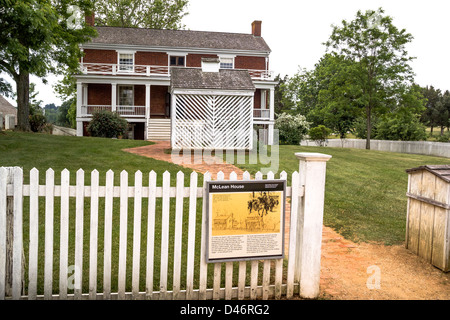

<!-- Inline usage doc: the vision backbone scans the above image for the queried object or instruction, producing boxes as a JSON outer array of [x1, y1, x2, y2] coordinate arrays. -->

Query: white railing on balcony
[[253, 108, 271, 120], [80, 63, 274, 80], [247, 69, 275, 80], [80, 105, 146, 117], [81, 63, 170, 77]]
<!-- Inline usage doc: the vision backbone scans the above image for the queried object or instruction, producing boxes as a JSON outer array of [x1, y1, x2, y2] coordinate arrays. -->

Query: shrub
[[275, 113, 310, 145], [87, 110, 128, 138], [435, 132, 450, 143], [29, 113, 48, 132], [308, 125, 332, 146], [375, 113, 427, 141]]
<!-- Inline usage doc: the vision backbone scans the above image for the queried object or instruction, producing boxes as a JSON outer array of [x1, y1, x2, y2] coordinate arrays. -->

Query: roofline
[[80, 43, 271, 57]]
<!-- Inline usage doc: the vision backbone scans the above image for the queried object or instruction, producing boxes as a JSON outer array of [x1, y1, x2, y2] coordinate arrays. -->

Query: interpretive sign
[[205, 180, 286, 262]]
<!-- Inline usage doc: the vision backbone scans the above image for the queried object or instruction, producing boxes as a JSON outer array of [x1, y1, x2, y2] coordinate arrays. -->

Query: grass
[[0, 131, 265, 295], [2, 131, 449, 296], [0, 131, 196, 185], [227, 144, 450, 245]]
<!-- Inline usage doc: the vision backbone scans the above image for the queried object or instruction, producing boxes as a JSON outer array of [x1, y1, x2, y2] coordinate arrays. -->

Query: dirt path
[[320, 226, 450, 300], [125, 141, 450, 300]]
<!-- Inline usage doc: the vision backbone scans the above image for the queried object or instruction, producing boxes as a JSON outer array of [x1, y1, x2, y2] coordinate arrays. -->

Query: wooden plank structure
[[406, 165, 450, 272]]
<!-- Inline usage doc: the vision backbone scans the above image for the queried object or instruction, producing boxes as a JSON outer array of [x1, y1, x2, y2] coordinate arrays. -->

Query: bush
[[375, 114, 427, 141], [435, 132, 450, 143], [275, 113, 310, 145], [29, 113, 48, 132], [87, 110, 128, 138], [308, 125, 332, 146]]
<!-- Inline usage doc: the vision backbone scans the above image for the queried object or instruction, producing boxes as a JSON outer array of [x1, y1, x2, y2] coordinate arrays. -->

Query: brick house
[[75, 18, 277, 149]]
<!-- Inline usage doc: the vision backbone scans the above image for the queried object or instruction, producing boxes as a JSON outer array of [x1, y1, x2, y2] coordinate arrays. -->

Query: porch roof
[[88, 26, 271, 53], [170, 68, 255, 91]]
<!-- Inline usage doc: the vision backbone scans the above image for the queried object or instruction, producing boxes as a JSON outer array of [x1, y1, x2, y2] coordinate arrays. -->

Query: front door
[[150, 86, 170, 118]]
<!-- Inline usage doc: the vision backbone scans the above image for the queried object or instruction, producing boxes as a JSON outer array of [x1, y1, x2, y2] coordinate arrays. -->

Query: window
[[220, 57, 234, 69], [118, 85, 134, 107], [118, 53, 134, 72], [170, 56, 185, 67]]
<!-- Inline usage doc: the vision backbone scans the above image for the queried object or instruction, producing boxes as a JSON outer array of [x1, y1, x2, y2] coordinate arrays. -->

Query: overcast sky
[[3, 0, 449, 107]]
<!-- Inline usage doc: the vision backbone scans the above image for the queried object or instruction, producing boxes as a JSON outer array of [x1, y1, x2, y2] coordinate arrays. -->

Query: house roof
[[0, 95, 17, 116], [170, 68, 255, 91], [88, 26, 271, 53], [406, 165, 450, 183]]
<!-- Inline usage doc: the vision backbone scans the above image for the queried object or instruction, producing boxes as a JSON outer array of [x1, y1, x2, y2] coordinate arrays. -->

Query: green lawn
[[229, 144, 450, 245], [2, 131, 449, 296], [0, 131, 195, 185], [0, 131, 204, 295]]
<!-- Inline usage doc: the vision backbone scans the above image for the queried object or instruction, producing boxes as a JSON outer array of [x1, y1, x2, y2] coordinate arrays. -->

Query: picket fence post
[[0, 167, 24, 300], [295, 153, 332, 299]]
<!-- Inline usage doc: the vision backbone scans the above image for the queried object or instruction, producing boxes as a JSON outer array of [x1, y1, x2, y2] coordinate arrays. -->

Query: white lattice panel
[[173, 93, 253, 149]]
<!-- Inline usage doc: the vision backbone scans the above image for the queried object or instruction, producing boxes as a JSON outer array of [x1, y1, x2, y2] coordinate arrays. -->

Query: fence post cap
[[295, 152, 332, 162]]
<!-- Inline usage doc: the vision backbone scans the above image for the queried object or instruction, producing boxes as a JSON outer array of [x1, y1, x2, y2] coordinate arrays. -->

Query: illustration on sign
[[206, 180, 286, 262]]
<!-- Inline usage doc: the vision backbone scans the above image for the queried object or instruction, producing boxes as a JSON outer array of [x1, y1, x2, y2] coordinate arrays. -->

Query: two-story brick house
[[75, 17, 277, 149]]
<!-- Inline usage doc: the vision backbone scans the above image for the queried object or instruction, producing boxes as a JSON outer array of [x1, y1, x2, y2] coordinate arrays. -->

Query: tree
[[308, 125, 332, 146], [281, 67, 319, 116], [375, 84, 427, 141], [0, 0, 96, 131], [420, 85, 442, 134], [325, 8, 416, 149], [94, 0, 189, 29], [273, 74, 292, 114], [306, 54, 362, 138]]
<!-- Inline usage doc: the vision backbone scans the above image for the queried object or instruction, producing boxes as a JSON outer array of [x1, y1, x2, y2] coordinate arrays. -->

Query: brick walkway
[[123, 140, 246, 179], [123, 140, 292, 252]]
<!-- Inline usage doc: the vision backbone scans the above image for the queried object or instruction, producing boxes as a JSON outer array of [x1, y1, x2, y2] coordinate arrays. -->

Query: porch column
[[76, 81, 83, 136], [268, 87, 275, 145], [145, 84, 151, 140], [111, 83, 117, 112], [269, 87, 275, 121], [170, 92, 177, 148]]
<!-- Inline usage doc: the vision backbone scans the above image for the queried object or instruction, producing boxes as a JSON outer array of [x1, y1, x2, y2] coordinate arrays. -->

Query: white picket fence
[[0, 152, 331, 300]]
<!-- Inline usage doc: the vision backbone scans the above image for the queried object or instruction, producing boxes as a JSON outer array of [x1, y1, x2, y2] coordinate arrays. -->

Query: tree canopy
[[0, 0, 96, 130], [324, 8, 416, 148], [94, 0, 189, 29]]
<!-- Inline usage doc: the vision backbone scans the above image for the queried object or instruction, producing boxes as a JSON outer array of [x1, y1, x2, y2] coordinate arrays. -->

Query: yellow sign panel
[[206, 181, 286, 262]]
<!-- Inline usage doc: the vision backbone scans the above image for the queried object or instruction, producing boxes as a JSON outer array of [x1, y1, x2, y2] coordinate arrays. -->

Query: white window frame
[[116, 50, 136, 72], [169, 55, 186, 67], [167, 52, 187, 68], [219, 55, 235, 69], [117, 85, 134, 111]]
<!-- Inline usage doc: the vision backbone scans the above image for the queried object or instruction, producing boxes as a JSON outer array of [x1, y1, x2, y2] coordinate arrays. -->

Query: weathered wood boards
[[406, 166, 450, 272]]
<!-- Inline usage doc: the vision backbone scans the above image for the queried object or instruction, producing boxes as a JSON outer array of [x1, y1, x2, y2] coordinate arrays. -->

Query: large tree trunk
[[16, 67, 30, 131], [365, 106, 371, 150]]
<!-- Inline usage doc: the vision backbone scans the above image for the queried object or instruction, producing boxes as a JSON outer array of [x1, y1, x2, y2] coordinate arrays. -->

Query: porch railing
[[80, 63, 275, 80], [253, 108, 271, 120], [80, 105, 146, 117], [81, 63, 170, 77]]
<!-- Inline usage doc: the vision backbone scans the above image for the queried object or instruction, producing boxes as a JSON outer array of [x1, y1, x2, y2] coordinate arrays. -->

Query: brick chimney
[[85, 12, 95, 26], [251, 20, 262, 37]]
